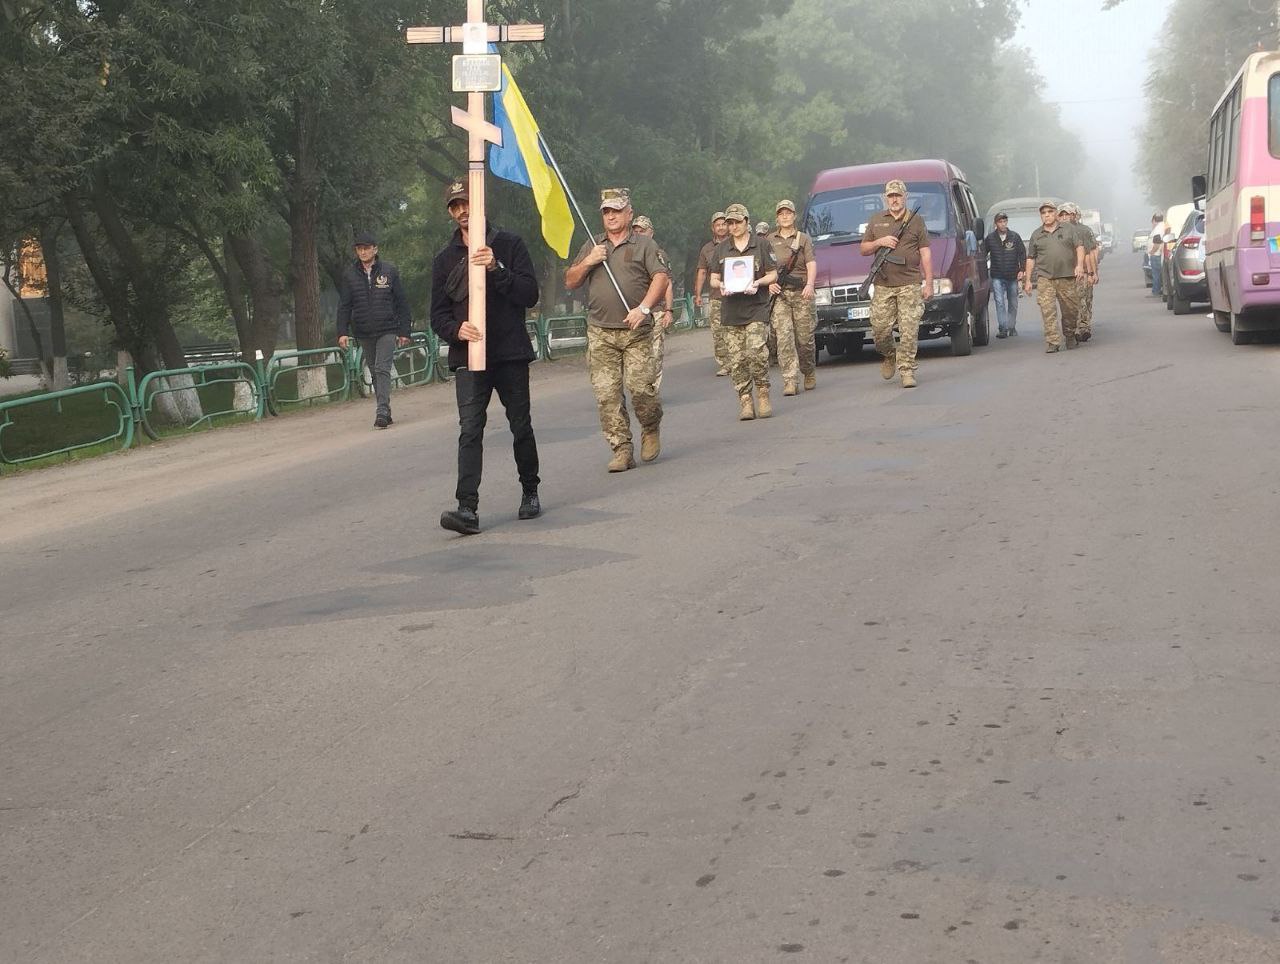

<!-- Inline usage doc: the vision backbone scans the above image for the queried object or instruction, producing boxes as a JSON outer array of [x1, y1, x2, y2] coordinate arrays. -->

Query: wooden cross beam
[[408, 0, 545, 372]]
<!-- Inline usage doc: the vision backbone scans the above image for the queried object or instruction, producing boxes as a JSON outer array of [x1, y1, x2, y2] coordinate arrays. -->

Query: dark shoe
[[374, 414, 390, 429], [518, 490, 541, 520], [386, 414, 394, 424], [1078, 330, 1091, 342], [996, 330, 1008, 339], [1009, 328, 1018, 336], [440, 506, 480, 535]]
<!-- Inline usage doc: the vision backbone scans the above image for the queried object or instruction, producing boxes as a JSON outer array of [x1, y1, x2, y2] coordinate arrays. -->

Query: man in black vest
[[984, 213, 1026, 338], [336, 231, 411, 428], [430, 180, 542, 536]]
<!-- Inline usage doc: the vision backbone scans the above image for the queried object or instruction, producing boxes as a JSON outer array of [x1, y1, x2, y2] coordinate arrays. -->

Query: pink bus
[[1198, 51, 1280, 344]]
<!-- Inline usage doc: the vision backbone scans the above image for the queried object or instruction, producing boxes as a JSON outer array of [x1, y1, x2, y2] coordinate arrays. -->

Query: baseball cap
[[1057, 201, 1074, 215], [724, 202, 749, 221], [755, 221, 771, 234], [353, 230, 378, 246], [633, 215, 653, 231], [776, 199, 796, 213], [884, 179, 907, 196], [711, 211, 727, 223], [994, 212, 1008, 221], [444, 179, 468, 205], [1039, 200, 1057, 212], [600, 187, 631, 211]]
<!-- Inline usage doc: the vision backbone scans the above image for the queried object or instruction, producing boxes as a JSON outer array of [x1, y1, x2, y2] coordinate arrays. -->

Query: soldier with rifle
[[767, 200, 818, 396], [859, 180, 932, 388]]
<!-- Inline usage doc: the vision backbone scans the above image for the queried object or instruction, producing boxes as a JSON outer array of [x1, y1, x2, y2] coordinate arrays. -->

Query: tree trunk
[[41, 221, 70, 388], [289, 98, 327, 400], [227, 231, 284, 362]]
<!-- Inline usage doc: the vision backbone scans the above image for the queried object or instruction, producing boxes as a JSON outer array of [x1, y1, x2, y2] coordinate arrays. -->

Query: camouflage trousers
[[708, 298, 729, 371], [870, 283, 924, 373], [1037, 278, 1081, 347], [1076, 278, 1095, 335], [650, 320, 666, 392], [721, 321, 770, 398], [771, 288, 817, 382], [587, 324, 662, 451]]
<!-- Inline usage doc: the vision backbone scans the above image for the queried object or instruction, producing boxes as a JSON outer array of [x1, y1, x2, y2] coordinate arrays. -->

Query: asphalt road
[[4, 268, 1280, 963]]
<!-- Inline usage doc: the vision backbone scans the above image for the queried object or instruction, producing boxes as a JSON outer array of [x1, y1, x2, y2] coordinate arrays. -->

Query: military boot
[[607, 444, 636, 472], [640, 427, 661, 463], [783, 379, 798, 396], [738, 393, 755, 421], [900, 370, 917, 389], [880, 356, 895, 380], [803, 373, 816, 391], [757, 385, 773, 418]]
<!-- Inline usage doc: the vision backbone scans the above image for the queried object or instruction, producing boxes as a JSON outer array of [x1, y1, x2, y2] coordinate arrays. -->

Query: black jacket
[[985, 230, 1027, 280], [430, 226, 540, 370], [336, 258, 412, 338]]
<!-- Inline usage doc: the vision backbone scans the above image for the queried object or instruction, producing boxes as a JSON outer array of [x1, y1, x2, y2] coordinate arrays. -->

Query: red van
[[802, 158, 991, 359]]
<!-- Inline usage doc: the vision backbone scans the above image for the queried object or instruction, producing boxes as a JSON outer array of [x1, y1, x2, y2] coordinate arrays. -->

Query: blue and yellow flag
[[489, 62, 574, 259]]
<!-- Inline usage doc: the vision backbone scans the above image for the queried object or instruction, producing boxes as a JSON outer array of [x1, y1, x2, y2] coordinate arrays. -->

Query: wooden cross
[[408, 2, 545, 371]]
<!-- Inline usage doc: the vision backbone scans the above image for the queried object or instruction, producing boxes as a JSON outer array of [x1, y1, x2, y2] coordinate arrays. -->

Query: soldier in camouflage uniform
[[565, 188, 670, 472], [695, 212, 730, 376], [1024, 200, 1085, 351], [767, 200, 818, 395], [632, 215, 675, 390], [1059, 202, 1098, 342], [860, 179, 932, 388], [711, 203, 779, 420]]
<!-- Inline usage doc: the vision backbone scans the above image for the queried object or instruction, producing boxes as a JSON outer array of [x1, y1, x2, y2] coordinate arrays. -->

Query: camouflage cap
[[633, 215, 653, 231], [776, 199, 796, 213], [711, 211, 727, 223], [755, 221, 771, 234], [1039, 199, 1058, 212], [884, 179, 907, 196], [444, 179, 468, 206], [1057, 201, 1074, 214], [724, 202, 749, 221], [599, 187, 631, 211]]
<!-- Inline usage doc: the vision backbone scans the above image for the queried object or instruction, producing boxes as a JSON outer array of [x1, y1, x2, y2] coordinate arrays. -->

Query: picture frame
[[721, 255, 755, 294]]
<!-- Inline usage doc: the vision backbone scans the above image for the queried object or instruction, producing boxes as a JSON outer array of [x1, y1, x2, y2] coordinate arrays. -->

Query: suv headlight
[[931, 279, 953, 297], [814, 286, 832, 306]]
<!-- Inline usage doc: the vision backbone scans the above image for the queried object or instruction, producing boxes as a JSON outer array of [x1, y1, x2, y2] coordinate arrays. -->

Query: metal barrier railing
[[135, 362, 264, 440], [265, 348, 350, 414], [350, 334, 440, 398], [542, 314, 589, 360], [0, 381, 135, 466]]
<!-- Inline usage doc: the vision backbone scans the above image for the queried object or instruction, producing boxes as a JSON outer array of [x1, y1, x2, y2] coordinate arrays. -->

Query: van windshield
[[1002, 211, 1043, 241], [804, 182, 953, 242]]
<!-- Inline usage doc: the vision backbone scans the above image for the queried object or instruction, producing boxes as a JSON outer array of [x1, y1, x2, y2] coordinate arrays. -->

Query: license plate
[[847, 305, 871, 321]]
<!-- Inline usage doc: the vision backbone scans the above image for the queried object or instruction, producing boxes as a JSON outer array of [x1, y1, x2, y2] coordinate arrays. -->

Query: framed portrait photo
[[721, 255, 755, 294]]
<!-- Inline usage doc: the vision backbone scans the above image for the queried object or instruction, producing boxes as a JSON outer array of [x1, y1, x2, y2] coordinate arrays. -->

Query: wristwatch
[[639, 305, 651, 316]]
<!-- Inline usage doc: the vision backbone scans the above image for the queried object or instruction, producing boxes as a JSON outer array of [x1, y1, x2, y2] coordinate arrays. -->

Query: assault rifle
[[857, 204, 922, 301]]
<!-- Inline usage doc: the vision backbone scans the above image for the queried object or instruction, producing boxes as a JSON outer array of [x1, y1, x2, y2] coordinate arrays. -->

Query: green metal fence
[[265, 348, 351, 414], [0, 381, 135, 466], [135, 362, 264, 441]]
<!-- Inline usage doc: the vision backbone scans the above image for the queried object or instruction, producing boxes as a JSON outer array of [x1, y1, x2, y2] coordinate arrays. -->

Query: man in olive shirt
[[710, 202, 779, 420], [695, 212, 730, 376], [860, 179, 932, 388], [565, 188, 670, 472], [1024, 201, 1086, 352], [768, 200, 819, 395], [1060, 202, 1099, 342]]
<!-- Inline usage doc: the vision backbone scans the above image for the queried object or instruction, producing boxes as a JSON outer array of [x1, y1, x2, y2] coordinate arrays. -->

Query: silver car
[[1165, 211, 1207, 315]]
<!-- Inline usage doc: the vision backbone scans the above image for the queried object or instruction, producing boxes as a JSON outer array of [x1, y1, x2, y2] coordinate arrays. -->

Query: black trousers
[[454, 362, 540, 510]]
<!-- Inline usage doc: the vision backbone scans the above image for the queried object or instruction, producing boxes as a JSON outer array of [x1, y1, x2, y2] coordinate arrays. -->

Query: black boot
[[518, 489, 541, 520], [440, 505, 480, 535]]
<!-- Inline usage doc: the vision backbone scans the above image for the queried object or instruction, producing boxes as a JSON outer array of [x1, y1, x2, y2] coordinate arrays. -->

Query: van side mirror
[[974, 218, 985, 243], [1191, 174, 1207, 202]]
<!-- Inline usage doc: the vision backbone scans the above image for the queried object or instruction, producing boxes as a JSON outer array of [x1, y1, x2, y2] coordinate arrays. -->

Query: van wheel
[[972, 299, 991, 347], [950, 304, 974, 356], [1213, 310, 1230, 332], [1230, 312, 1251, 345]]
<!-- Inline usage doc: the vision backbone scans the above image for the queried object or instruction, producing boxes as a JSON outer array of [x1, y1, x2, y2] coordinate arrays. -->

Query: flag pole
[[536, 131, 631, 310]]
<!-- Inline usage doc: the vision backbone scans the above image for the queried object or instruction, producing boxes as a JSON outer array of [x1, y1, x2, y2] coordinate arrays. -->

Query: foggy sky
[[1014, 0, 1167, 240]]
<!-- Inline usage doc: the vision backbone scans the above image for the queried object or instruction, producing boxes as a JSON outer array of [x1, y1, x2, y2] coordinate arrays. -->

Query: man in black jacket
[[336, 231, 412, 428], [984, 213, 1027, 338], [430, 180, 542, 536]]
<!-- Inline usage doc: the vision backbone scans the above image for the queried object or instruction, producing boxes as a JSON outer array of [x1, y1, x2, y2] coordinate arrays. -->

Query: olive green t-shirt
[[571, 233, 670, 329], [1028, 226, 1082, 280], [697, 239, 723, 301], [1073, 223, 1098, 252], [861, 210, 930, 287], [768, 230, 815, 288]]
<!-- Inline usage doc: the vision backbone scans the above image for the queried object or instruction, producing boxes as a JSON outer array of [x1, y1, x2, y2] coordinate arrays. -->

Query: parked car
[[804, 158, 992, 358], [1153, 202, 1196, 299], [1161, 210, 1208, 314], [1132, 229, 1151, 252]]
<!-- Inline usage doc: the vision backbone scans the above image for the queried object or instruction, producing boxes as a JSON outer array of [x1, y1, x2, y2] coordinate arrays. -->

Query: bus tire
[[1230, 312, 1251, 345]]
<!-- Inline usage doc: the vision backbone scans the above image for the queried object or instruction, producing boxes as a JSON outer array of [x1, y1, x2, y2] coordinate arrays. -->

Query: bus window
[[1270, 73, 1280, 157]]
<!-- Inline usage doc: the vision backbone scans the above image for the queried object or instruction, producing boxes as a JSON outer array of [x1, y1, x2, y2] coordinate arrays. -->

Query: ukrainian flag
[[489, 61, 574, 259]]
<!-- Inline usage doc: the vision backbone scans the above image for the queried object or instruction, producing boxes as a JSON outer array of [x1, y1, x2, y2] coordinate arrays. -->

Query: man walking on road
[[984, 212, 1025, 338], [711, 203, 778, 420], [632, 215, 675, 392], [1148, 212, 1167, 297], [1025, 201, 1085, 352], [430, 180, 542, 536], [1060, 203, 1099, 342], [767, 200, 818, 395], [336, 231, 411, 429], [860, 179, 932, 389], [695, 212, 731, 377], [565, 188, 669, 473]]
